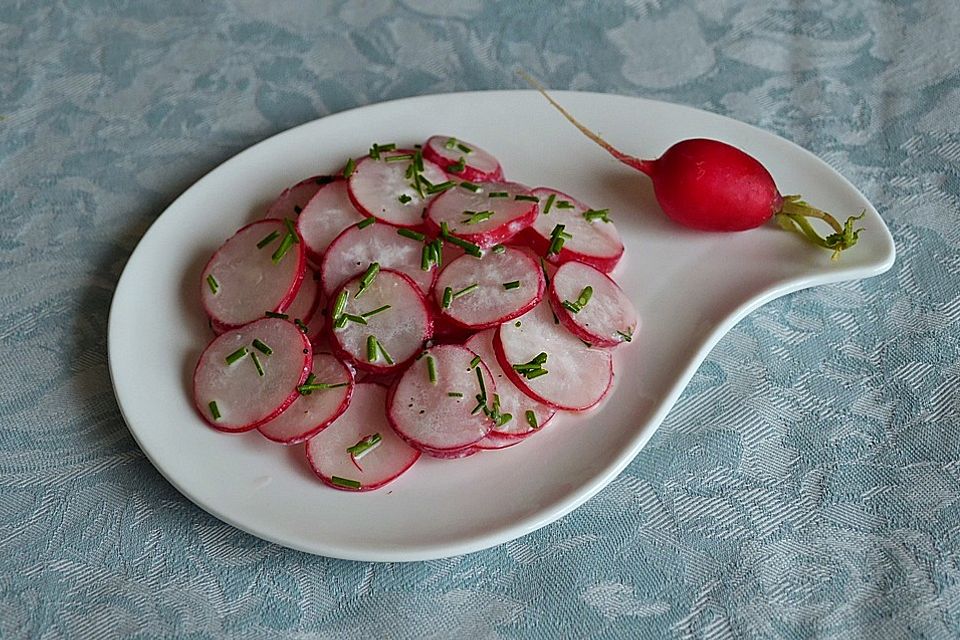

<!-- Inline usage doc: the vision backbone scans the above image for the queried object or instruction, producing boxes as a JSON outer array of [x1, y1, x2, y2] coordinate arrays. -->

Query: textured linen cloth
[[3, 1, 959, 638]]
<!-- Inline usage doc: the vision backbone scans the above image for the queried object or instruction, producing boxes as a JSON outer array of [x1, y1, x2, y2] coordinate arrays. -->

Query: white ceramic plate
[[108, 91, 895, 562]]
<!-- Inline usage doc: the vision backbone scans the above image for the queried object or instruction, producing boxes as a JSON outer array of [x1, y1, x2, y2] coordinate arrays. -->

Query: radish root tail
[[517, 70, 653, 175]]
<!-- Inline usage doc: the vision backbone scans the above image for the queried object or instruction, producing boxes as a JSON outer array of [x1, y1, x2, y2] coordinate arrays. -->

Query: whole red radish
[[522, 73, 863, 259]]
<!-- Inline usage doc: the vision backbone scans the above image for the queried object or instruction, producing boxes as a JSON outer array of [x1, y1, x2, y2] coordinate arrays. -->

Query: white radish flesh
[[296, 178, 365, 264], [193, 318, 312, 432], [329, 269, 432, 373], [320, 221, 436, 298], [425, 181, 537, 248], [347, 149, 448, 227], [434, 245, 544, 329], [464, 329, 555, 437], [422, 135, 504, 182], [281, 270, 320, 324], [258, 353, 354, 444], [550, 261, 639, 347], [524, 188, 623, 273], [305, 383, 420, 491], [200, 219, 305, 329], [494, 299, 613, 411], [388, 344, 495, 451], [266, 175, 333, 219]]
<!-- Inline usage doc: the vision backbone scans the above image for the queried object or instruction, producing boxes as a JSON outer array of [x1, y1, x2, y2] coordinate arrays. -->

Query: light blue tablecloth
[[3, 1, 959, 637]]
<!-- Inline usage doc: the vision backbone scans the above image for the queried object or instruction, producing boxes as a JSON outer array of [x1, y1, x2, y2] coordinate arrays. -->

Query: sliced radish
[[433, 245, 544, 329], [422, 135, 504, 182], [296, 178, 365, 264], [521, 188, 624, 273], [347, 149, 448, 227], [193, 318, 312, 432], [329, 268, 432, 373], [258, 353, 354, 444], [200, 219, 306, 330], [413, 443, 481, 459], [550, 261, 639, 347], [281, 270, 320, 323], [494, 299, 613, 411], [424, 181, 537, 248], [464, 329, 556, 438], [476, 432, 523, 450], [387, 344, 496, 452], [266, 175, 334, 219], [305, 383, 420, 491], [320, 221, 437, 298]]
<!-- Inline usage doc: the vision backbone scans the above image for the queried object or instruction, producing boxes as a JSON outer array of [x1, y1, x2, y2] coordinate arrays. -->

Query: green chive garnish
[[334, 314, 348, 329], [431, 239, 443, 267], [414, 149, 424, 172], [583, 209, 612, 223], [441, 286, 453, 309], [475, 366, 486, 401], [283, 218, 299, 242], [492, 244, 506, 254], [225, 347, 248, 365], [208, 401, 221, 421], [470, 402, 484, 415], [265, 311, 289, 319], [459, 181, 481, 192], [355, 262, 380, 298], [366, 335, 378, 362], [543, 193, 556, 214], [294, 318, 309, 333], [539, 257, 551, 286], [398, 193, 412, 204], [462, 210, 494, 225], [330, 476, 361, 489], [512, 352, 548, 379], [617, 329, 634, 342], [346, 433, 382, 458], [452, 283, 479, 299], [488, 192, 509, 198], [420, 244, 433, 271], [298, 381, 349, 394], [514, 194, 540, 202], [426, 180, 457, 195], [342, 158, 356, 178], [206, 274, 219, 294], [525, 368, 548, 379], [444, 138, 458, 150], [439, 222, 482, 257], [343, 313, 367, 325], [556, 199, 574, 209], [357, 217, 376, 229], [378, 340, 394, 365], [496, 413, 513, 427], [257, 230, 280, 249], [271, 233, 295, 263], [525, 410, 538, 430], [250, 351, 265, 377], [562, 286, 593, 314], [562, 301, 581, 314], [332, 290, 348, 320], [361, 304, 391, 318], [385, 153, 414, 163], [469, 355, 481, 369], [502, 280, 520, 290], [448, 392, 463, 398], [447, 158, 466, 173], [426, 355, 437, 384], [397, 228, 426, 242], [251, 339, 272, 355]]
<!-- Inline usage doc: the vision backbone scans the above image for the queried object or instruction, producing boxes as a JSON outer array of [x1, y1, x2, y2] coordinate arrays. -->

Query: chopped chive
[[459, 180, 481, 193], [271, 234, 295, 263], [355, 262, 380, 298], [284, 218, 299, 242], [470, 402, 484, 415], [334, 314, 348, 329], [555, 199, 574, 209], [366, 335, 378, 362], [439, 225, 482, 257], [265, 311, 289, 319], [250, 351, 265, 377], [469, 355, 481, 369], [347, 433, 382, 458], [617, 329, 634, 342], [525, 410, 539, 430], [462, 210, 494, 225], [330, 476, 362, 489], [444, 137, 458, 150], [525, 368, 548, 379], [343, 313, 367, 325], [453, 283, 479, 299], [456, 143, 472, 154], [512, 352, 548, 373], [343, 158, 356, 178], [496, 413, 513, 427], [447, 158, 466, 173], [251, 339, 272, 355], [206, 274, 219, 294], [360, 304, 391, 318], [332, 290, 348, 319], [378, 340, 394, 365], [441, 286, 453, 309], [539, 257, 551, 286], [426, 180, 457, 195], [577, 286, 593, 307], [294, 318, 309, 333], [562, 301, 581, 314], [356, 217, 376, 229], [298, 382, 349, 394], [583, 208, 612, 223], [488, 192, 509, 198], [257, 230, 280, 249], [385, 153, 414, 163], [397, 228, 426, 242], [304, 373, 316, 386], [475, 366, 486, 401], [225, 346, 248, 365], [208, 401, 221, 420], [543, 193, 556, 214], [432, 239, 443, 268], [420, 244, 432, 271], [426, 355, 437, 384], [514, 194, 540, 202], [447, 392, 463, 398], [413, 149, 424, 172], [492, 244, 506, 254], [398, 193, 412, 204], [515, 321, 521, 327], [548, 236, 565, 256], [502, 280, 520, 290]]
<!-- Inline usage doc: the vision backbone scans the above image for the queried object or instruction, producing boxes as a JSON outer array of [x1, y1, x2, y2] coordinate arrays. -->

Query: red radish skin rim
[[547, 268, 633, 348], [423, 189, 538, 248], [200, 218, 307, 331], [422, 136, 504, 183], [257, 358, 355, 445], [492, 328, 614, 412], [192, 323, 312, 432], [328, 269, 434, 374]]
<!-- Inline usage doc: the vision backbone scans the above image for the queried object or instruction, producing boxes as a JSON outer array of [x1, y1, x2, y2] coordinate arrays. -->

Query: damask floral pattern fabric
[[2, 1, 959, 638]]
